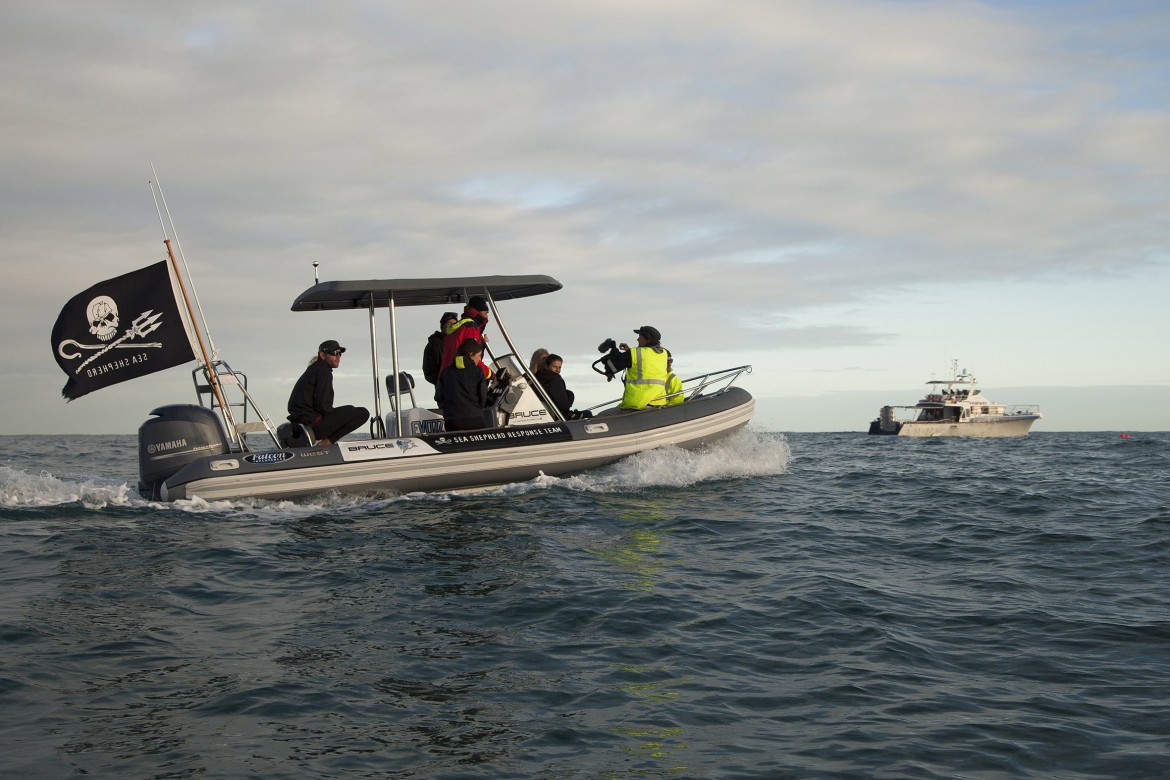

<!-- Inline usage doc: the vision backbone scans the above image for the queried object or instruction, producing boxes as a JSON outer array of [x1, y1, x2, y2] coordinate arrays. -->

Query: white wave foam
[[163, 493, 377, 520], [0, 465, 144, 510], [273, 430, 791, 504], [0, 466, 324, 518], [439, 428, 791, 497], [553, 428, 790, 493]]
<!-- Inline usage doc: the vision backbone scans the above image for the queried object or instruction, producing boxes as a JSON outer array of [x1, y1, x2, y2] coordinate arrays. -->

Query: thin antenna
[[150, 163, 219, 360], [149, 180, 199, 343], [313, 262, 320, 284], [148, 173, 239, 441], [149, 183, 168, 240]]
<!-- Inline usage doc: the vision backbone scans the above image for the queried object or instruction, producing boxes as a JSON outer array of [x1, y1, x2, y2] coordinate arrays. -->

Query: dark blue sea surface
[[1, 430, 1167, 778]]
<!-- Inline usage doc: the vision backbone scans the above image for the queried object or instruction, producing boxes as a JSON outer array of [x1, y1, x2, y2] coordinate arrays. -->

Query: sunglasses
[[325, 350, 343, 357]]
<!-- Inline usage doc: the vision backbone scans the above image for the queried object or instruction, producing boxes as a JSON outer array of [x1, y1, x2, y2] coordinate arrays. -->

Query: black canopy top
[[291, 275, 562, 312]]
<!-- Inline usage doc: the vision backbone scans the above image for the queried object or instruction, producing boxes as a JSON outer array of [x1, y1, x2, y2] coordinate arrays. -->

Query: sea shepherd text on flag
[[50, 260, 196, 401]]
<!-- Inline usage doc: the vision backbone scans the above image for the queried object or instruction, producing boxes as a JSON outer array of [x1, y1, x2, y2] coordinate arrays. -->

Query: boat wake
[[545, 427, 789, 494], [0, 465, 338, 519], [314, 429, 790, 506], [0, 465, 144, 511], [0, 430, 788, 517]]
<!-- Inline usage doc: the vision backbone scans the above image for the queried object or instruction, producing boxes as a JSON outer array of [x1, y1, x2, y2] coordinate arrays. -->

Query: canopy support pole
[[388, 292, 403, 437], [484, 290, 565, 422], [368, 294, 385, 436]]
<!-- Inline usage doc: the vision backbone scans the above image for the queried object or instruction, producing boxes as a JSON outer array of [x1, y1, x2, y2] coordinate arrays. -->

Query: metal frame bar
[[483, 290, 565, 422], [583, 364, 752, 413]]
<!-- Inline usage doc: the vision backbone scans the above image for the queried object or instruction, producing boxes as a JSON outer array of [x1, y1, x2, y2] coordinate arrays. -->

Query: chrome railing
[[584, 364, 752, 413]]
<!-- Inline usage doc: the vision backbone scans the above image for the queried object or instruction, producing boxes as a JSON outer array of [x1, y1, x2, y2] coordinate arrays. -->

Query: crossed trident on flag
[[57, 310, 165, 373]]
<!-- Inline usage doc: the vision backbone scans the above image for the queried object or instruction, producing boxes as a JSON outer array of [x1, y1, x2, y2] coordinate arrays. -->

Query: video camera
[[591, 338, 620, 381]]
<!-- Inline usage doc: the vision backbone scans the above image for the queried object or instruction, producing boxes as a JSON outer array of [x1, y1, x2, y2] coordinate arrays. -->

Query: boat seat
[[383, 371, 444, 435], [275, 422, 316, 448], [385, 371, 419, 411], [385, 406, 444, 436]]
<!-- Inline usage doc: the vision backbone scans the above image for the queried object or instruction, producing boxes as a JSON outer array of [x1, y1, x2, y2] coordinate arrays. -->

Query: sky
[[3, 0, 1168, 435]]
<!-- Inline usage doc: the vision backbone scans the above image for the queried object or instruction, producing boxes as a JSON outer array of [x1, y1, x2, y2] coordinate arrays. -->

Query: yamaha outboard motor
[[138, 404, 230, 499]]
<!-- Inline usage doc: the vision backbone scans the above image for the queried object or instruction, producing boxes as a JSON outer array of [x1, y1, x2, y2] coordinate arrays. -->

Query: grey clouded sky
[[5, 0, 1169, 433]]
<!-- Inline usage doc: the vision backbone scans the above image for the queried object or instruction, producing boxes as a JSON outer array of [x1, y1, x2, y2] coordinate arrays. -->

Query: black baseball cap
[[318, 339, 346, 354], [633, 325, 661, 343]]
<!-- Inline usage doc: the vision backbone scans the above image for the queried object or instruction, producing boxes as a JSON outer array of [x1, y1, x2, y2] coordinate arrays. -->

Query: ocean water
[[1, 430, 1167, 779]]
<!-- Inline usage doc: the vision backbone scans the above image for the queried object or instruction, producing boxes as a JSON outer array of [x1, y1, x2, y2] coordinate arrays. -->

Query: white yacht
[[868, 362, 1041, 438]]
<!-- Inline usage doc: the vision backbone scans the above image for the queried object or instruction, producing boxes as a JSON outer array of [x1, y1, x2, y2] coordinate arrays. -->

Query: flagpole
[[150, 164, 220, 360], [149, 179, 240, 444]]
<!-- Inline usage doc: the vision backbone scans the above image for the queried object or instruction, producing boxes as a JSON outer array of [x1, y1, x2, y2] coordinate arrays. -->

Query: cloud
[[3, 0, 1168, 433]]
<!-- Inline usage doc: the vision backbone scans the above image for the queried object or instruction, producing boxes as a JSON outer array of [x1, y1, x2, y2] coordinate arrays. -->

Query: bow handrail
[[584, 364, 752, 412]]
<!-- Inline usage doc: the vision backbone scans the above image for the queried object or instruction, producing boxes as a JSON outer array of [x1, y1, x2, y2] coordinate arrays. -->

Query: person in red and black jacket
[[438, 296, 494, 383]]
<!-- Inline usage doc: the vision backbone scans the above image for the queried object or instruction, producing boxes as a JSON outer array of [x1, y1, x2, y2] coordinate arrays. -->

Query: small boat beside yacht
[[135, 275, 754, 501], [868, 362, 1042, 438], [50, 181, 753, 503]]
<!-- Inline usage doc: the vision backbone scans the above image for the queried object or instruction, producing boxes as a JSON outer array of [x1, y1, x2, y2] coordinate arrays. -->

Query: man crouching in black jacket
[[436, 339, 493, 431], [287, 339, 369, 446]]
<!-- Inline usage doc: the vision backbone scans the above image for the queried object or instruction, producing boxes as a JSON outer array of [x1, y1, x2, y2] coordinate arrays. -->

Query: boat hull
[[868, 414, 1041, 438], [160, 388, 754, 501]]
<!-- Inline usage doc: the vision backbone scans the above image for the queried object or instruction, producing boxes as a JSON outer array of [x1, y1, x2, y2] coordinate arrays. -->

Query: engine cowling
[[138, 405, 230, 499]]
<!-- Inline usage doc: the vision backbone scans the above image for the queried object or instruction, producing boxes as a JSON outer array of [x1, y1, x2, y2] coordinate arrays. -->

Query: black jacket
[[535, 368, 574, 418], [422, 330, 445, 385], [436, 357, 489, 421], [288, 359, 333, 425]]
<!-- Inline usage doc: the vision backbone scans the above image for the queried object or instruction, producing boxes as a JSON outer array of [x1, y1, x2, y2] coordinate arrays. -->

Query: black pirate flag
[[50, 260, 196, 400]]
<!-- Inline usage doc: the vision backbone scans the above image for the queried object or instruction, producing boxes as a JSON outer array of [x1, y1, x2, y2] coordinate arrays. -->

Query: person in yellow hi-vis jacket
[[600, 325, 670, 410], [664, 350, 684, 406]]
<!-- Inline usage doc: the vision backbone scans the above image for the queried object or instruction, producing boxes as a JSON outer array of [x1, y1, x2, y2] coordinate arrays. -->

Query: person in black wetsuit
[[287, 339, 369, 446], [436, 338, 492, 431], [535, 353, 576, 419]]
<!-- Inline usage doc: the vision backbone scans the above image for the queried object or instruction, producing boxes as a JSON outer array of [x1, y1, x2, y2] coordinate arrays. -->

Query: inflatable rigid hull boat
[[150, 386, 753, 501]]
